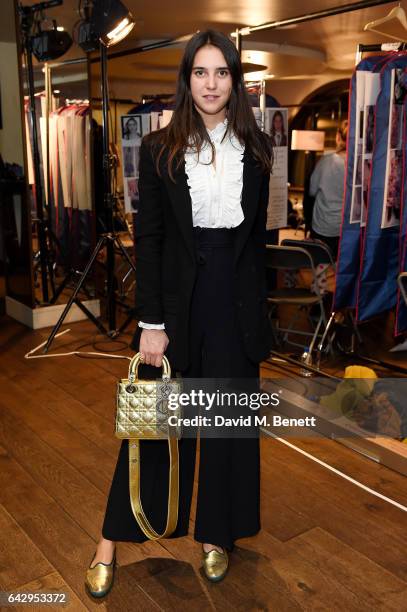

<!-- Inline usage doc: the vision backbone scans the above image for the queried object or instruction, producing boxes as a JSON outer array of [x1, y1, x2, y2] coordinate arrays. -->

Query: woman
[[85, 29, 273, 597], [309, 121, 348, 259], [270, 110, 287, 147]]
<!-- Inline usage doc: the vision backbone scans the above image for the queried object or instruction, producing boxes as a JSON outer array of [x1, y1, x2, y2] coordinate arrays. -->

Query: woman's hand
[[139, 329, 169, 367]]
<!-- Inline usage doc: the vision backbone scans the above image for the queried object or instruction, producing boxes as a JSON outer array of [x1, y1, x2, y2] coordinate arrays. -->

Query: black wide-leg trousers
[[102, 227, 261, 551]]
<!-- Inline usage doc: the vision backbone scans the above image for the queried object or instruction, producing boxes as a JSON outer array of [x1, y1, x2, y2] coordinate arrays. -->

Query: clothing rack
[[355, 41, 407, 63], [332, 40, 407, 376]]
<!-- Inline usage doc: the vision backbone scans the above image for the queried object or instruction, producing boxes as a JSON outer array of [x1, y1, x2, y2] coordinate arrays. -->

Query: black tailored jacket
[[130, 134, 273, 372]]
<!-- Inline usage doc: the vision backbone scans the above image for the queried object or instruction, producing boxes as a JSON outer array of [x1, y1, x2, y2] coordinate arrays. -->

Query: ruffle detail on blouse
[[184, 130, 245, 228], [220, 134, 245, 227], [184, 145, 211, 222]]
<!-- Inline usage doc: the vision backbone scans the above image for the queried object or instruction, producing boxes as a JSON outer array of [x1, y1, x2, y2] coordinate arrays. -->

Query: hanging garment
[[25, 97, 95, 269], [71, 107, 91, 211], [395, 72, 407, 334], [356, 55, 407, 322], [334, 55, 391, 311], [57, 111, 72, 208], [49, 103, 94, 267]]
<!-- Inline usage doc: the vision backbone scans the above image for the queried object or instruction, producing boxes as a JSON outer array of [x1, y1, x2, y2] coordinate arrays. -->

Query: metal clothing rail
[[355, 41, 407, 63]]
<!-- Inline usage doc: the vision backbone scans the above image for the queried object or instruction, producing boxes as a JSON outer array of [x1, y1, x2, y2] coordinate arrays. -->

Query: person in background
[[309, 120, 348, 259]]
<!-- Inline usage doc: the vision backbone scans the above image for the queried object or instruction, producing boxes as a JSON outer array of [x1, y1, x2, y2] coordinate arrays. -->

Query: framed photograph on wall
[[120, 114, 150, 212]]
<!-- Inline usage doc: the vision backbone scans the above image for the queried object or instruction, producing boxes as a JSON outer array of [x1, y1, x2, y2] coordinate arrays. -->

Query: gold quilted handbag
[[115, 352, 182, 540]]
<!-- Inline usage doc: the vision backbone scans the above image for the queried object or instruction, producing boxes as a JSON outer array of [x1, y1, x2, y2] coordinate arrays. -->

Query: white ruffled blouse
[[184, 118, 245, 228]]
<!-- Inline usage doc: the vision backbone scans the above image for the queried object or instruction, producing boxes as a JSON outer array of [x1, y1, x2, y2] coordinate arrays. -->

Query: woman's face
[[190, 44, 233, 123], [127, 119, 138, 135], [273, 114, 283, 132]]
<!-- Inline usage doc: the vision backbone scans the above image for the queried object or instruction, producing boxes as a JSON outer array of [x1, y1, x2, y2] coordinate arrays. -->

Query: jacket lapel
[[162, 155, 196, 263], [234, 147, 263, 264], [162, 147, 263, 265]]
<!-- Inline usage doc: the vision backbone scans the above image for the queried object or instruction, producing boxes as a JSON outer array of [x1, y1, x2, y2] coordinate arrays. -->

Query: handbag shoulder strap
[[128, 438, 179, 539]]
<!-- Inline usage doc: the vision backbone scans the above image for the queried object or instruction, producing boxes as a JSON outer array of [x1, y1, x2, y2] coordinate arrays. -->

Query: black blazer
[[131, 135, 272, 372]]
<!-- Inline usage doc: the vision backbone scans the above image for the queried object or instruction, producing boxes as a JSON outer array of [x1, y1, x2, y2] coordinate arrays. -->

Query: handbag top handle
[[128, 352, 171, 382]]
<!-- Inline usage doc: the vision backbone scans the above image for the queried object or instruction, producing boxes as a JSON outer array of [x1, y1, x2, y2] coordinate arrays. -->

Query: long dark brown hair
[[152, 29, 273, 181]]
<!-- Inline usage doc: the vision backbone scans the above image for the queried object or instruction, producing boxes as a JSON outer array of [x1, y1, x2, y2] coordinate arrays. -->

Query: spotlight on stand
[[78, 0, 135, 52], [91, 0, 135, 46], [32, 20, 73, 61]]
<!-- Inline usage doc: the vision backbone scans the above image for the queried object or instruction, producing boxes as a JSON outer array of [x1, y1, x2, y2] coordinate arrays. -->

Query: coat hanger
[[364, 4, 407, 42]]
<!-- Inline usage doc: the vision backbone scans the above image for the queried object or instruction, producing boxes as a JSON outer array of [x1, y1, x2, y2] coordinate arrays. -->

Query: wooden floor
[[1, 316, 407, 611]]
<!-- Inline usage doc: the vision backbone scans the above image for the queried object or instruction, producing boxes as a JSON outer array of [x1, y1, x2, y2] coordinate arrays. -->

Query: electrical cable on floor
[[24, 328, 132, 361], [261, 429, 407, 513]]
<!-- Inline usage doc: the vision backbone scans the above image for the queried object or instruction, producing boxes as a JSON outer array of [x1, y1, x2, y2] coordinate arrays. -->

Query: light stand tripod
[[19, 2, 59, 304], [42, 42, 136, 353]]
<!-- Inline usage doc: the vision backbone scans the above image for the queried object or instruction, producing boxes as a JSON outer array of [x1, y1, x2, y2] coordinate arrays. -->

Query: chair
[[280, 239, 361, 366], [281, 238, 336, 344], [266, 244, 327, 356], [281, 238, 336, 269]]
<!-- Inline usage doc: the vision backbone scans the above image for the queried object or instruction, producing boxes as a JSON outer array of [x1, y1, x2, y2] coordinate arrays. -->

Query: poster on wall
[[263, 108, 288, 230], [120, 114, 150, 213], [381, 68, 406, 229]]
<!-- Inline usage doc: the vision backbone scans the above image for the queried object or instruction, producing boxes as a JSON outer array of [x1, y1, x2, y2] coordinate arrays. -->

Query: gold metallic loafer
[[202, 547, 229, 582], [85, 550, 116, 598]]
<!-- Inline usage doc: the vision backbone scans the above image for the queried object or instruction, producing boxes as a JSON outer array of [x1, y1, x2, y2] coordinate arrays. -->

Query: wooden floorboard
[[1, 316, 407, 610], [289, 527, 407, 609], [282, 437, 407, 507]]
